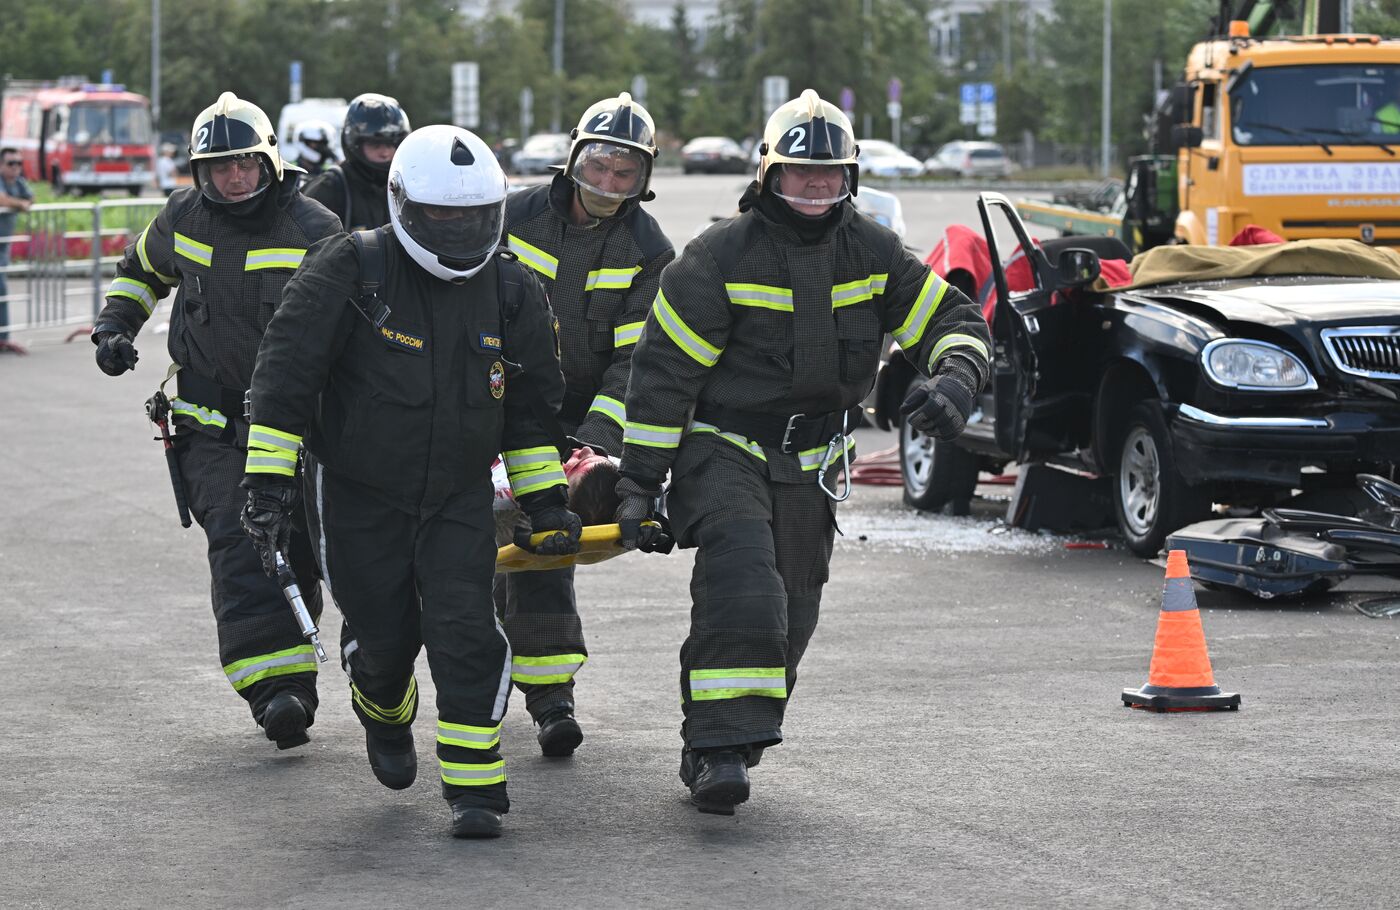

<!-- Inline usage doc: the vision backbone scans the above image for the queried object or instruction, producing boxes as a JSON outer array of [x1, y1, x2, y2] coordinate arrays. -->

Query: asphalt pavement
[[2, 177, 1398, 909]]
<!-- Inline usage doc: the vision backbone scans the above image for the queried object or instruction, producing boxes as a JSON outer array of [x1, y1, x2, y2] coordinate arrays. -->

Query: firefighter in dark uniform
[[292, 119, 337, 181], [498, 91, 674, 757], [302, 93, 409, 231], [90, 92, 341, 750], [616, 90, 991, 815], [240, 125, 581, 839]]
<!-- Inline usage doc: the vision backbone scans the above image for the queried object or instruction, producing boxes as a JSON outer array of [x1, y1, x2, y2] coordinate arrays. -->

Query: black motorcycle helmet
[[342, 93, 411, 172]]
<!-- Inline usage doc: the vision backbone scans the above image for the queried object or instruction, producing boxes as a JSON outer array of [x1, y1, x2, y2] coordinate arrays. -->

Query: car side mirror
[[1056, 248, 1101, 288], [1169, 84, 1194, 124], [1172, 124, 1204, 149]]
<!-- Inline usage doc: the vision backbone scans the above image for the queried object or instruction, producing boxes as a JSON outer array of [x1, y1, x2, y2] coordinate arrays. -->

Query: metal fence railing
[[0, 198, 167, 342]]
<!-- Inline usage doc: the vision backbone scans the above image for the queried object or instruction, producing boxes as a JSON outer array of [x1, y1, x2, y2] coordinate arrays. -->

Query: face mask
[[577, 185, 623, 218]]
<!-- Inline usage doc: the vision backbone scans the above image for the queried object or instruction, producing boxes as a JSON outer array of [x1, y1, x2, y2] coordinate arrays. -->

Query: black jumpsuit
[[620, 184, 992, 754], [95, 178, 340, 727], [497, 173, 674, 719], [245, 230, 566, 812], [302, 160, 390, 232]]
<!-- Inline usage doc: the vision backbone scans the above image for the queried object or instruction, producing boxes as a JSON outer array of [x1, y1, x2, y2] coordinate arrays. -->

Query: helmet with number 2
[[758, 88, 860, 199], [188, 92, 282, 207]]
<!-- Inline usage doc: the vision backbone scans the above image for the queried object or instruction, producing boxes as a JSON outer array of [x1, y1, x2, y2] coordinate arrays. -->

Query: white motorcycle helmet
[[387, 125, 507, 282]]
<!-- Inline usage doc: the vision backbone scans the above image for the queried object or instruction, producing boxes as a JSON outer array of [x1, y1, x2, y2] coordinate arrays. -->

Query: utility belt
[[692, 402, 860, 454], [172, 368, 249, 444]]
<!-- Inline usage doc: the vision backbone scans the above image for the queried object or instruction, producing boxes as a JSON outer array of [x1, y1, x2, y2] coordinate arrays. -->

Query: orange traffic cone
[[1121, 550, 1241, 712]]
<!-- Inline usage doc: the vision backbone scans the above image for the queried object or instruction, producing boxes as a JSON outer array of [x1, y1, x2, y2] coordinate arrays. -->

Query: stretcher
[[495, 523, 630, 573], [1165, 475, 1400, 612]]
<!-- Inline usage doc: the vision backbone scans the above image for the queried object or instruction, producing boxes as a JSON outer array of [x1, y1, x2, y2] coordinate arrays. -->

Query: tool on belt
[[144, 379, 192, 529], [274, 550, 328, 662]]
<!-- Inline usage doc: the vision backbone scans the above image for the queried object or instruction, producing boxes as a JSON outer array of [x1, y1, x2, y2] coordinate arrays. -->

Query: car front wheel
[[1113, 401, 1211, 557]]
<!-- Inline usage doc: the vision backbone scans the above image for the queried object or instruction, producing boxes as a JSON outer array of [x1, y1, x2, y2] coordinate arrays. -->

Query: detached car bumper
[[1172, 403, 1400, 486]]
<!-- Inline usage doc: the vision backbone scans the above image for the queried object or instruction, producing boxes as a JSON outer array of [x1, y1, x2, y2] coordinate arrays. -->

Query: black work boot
[[687, 751, 750, 815], [262, 692, 312, 750], [534, 703, 583, 758], [449, 799, 503, 839], [365, 728, 417, 790]]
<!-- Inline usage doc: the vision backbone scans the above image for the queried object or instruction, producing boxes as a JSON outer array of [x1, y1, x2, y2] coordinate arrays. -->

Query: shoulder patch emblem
[[478, 332, 503, 352], [379, 325, 426, 352], [489, 360, 506, 399]]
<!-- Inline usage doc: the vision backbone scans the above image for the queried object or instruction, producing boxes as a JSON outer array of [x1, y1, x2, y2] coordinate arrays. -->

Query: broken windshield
[[1230, 63, 1400, 146]]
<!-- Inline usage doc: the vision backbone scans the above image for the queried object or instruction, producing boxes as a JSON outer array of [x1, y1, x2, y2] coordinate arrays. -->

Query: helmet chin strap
[[772, 188, 848, 209]]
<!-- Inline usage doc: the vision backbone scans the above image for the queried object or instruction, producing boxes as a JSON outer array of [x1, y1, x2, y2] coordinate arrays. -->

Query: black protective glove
[[899, 355, 983, 441], [614, 474, 674, 554], [92, 327, 139, 376], [516, 488, 583, 556], [241, 478, 299, 577]]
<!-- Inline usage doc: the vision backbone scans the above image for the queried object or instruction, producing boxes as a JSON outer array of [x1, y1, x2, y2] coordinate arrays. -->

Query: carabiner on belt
[[817, 411, 852, 503]]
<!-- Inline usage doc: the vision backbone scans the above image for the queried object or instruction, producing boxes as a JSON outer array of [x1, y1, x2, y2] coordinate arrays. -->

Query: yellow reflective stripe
[[170, 398, 227, 429], [725, 282, 793, 312], [798, 435, 855, 471], [501, 446, 559, 473], [224, 645, 318, 691], [689, 666, 787, 701], [437, 720, 501, 749], [623, 421, 684, 449], [585, 266, 641, 291], [244, 247, 307, 271], [510, 465, 566, 496], [507, 234, 558, 279], [173, 232, 213, 267], [892, 272, 949, 349], [136, 224, 176, 285], [613, 321, 644, 347], [588, 394, 625, 428], [831, 273, 889, 309], [503, 447, 566, 495], [352, 676, 418, 725], [686, 421, 767, 461], [248, 424, 302, 454], [653, 291, 722, 367], [928, 334, 990, 372], [108, 277, 157, 315], [441, 759, 506, 787], [511, 653, 588, 684], [244, 451, 298, 476]]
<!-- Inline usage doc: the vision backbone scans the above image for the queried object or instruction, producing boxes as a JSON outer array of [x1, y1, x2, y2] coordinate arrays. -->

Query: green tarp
[[1093, 238, 1400, 292]]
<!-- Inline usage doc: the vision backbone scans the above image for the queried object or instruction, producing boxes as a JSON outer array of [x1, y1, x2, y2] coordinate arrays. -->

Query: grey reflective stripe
[[108, 277, 156, 314], [831, 275, 888, 306], [613, 322, 644, 346], [512, 658, 585, 678], [172, 233, 213, 266], [623, 423, 684, 446], [690, 676, 787, 691], [798, 435, 854, 471], [437, 723, 500, 746], [503, 451, 556, 470], [893, 274, 948, 348], [171, 398, 228, 428], [687, 420, 766, 460], [246, 454, 295, 471], [226, 651, 314, 685], [441, 762, 506, 784], [506, 236, 558, 279], [491, 617, 512, 721], [588, 395, 625, 425], [245, 248, 306, 270], [653, 293, 722, 367], [247, 428, 298, 454], [586, 268, 640, 290], [725, 283, 794, 310]]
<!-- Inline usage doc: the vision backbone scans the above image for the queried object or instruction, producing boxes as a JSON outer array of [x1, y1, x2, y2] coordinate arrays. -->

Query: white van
[[277, 98, 349, 163]]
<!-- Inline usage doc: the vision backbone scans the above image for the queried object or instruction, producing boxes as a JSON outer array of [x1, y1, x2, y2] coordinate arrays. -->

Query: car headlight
[[1202, 339, 1317, 390]]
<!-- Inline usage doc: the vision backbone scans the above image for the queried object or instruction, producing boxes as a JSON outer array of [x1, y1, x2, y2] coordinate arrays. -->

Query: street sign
[[979, 82, 996, 105], [976, 81, 997, 137], [762, 75, 790, 118], [631, 74, 648, 105], [886, 102, 902, 120], [839, 86, 855, 119], [289, 61, 303, 105], [452, 62, 480, 129], [959, 83, 977, 125], [887, 77, 902, 103]]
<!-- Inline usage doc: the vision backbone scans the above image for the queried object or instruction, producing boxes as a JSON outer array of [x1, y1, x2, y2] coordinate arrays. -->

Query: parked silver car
[[512, 133, 571, 176], [925, 141, 1014, 179]]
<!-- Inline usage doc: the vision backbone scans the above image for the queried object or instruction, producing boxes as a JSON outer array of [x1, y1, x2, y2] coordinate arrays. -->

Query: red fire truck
[[0, 79, 155, 195]]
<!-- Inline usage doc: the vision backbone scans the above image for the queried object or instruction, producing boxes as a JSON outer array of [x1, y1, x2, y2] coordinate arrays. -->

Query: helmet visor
[[194, 153, 272, 205], [772, 162, 850, 207], [569, 141, 649, 201], [395, 198, 503, 265]]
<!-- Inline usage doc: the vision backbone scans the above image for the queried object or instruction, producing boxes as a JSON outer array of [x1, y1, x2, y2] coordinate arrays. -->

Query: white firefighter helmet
[[566, 91, 659, 213], [188, 91, 282, 206], [758, 89, 860, 203], [387, 125, 507, 283]]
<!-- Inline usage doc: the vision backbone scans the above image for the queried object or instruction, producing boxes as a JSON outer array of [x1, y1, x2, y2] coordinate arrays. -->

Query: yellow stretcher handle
[[495, 522, 653, 573]]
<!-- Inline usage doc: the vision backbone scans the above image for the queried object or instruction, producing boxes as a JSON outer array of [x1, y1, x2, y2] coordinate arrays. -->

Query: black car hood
[[1135, 276, 1400, 328]]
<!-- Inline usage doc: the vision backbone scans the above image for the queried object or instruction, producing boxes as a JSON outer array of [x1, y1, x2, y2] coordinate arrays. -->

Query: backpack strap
[[496, 249, 570, 454], [348, 227, 392, 328], [330, 164, 352, 228]]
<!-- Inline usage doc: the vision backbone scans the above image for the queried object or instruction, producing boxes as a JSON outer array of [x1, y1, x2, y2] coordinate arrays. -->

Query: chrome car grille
[[1321, 326, 1400, 380]]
